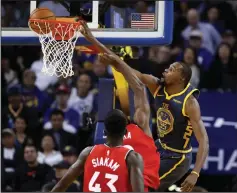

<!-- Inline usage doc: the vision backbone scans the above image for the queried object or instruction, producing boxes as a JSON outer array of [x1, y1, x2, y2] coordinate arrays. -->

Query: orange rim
[[28, 18, 81, 40]]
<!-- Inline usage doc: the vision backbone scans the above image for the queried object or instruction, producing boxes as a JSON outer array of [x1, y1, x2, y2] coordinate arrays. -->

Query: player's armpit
[[185, 97, 209, 174], [139, 73, 160, 97], [126, 151, 144, 192], [51, 146, 93, 192]]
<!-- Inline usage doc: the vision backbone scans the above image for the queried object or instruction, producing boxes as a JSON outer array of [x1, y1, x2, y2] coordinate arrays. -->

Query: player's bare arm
[[79, 21, 160, 96], [126, 151, 144, 192], [51, 146, 93, 192], [181, 96, 209, 192], [100, 53, 152, 137]]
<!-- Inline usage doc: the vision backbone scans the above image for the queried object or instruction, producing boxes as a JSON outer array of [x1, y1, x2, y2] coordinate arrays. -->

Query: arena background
[[1, 0, 237, 192]]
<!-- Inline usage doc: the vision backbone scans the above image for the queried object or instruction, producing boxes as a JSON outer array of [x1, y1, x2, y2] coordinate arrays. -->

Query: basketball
[[29, 8, 56, 34]]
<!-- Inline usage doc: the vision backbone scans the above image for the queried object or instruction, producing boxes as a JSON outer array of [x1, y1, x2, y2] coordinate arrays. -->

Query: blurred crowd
[[1, 0, 237, 192]]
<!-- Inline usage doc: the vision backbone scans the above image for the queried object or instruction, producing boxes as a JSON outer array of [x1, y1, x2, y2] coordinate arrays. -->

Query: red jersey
[[123, 123, 160, 190], [83, 144, 133, 192]]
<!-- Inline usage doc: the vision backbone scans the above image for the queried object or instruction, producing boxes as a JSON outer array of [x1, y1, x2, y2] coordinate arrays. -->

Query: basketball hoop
[[28, 18, 81, 78]]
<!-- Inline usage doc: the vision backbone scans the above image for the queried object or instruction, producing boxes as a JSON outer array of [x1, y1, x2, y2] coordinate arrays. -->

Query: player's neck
[[165, 84, 185, 95], [106, 138, 123, 147]]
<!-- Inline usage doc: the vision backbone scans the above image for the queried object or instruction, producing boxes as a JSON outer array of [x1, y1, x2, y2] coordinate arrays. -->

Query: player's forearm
[[90, 38, 114, 56], [51, 181, 69, 192], [193, 136, 209, 174], [89, 38, 144, 79]]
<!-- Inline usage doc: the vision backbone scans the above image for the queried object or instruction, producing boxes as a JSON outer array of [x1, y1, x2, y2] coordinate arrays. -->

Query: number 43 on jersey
[[89, 171, 118, 192]]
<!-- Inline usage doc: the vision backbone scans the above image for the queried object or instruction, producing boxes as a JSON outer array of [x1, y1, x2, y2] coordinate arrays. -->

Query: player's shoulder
[[80, 146, 94, 158], [186, 95, 199, 106], [126, 151, 143, 167], [185, 95, 200, 115]]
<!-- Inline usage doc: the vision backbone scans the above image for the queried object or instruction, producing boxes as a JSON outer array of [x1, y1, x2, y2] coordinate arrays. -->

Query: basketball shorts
[[155, 139, 192, 192]]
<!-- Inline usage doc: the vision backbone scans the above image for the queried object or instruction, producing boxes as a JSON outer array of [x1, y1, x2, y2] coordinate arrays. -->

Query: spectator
[[44, 85, 79, 130], [148, 46, 173, 78], [2, 58, 19, 89], [2, 129, 23, 191], [62, 146, 78, 165], [222, 30, 237, 61], [53, 160, 80, 192], [43, 110, 78, 150], [68, 73, 98, 128], [14, 144, 54, 191], [2, 87, 39, 141], [90, 58, 113, 87], [19, 69, 48, 112], [208, 43, 237, 91], [38, 0, 70, 17], [182, 47, 200, 87], [178, 30, 213, 72], [14, 116, 32, 148], [182, 9, 222, 54], [41, 182, 56, 192], [206, 6, 225, 34], [30, 53, 58, 91], [37, 134, 63, 166]]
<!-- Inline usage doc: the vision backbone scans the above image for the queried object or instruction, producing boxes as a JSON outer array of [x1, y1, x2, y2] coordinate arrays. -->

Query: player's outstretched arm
[[51, 146, 93, 192], [100, 53, 152, 137], [79, 21, 160, 96], [126, 151, 144, 192], [181, 96, 209, 192]]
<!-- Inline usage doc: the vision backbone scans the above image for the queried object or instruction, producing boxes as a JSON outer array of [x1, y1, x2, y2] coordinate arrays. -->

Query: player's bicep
[[140, 74, 160, 97], [127, 152, 144, 192], [185, 98, 208, 143]]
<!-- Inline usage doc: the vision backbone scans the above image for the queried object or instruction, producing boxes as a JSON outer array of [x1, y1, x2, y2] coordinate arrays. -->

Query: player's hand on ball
[[79, 21, 94, 41], [181, 173, 198, 192]]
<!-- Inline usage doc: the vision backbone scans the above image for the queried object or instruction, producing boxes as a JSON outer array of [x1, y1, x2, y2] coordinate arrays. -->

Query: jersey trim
[[124, 149, 134, 160], [153, 85, 161, 98], [89, 146, 97, 154], [164, 83, 190, 100], [182, 89, 199, 117], [160, 154, 186, 180], [159, 139, 192, 153]]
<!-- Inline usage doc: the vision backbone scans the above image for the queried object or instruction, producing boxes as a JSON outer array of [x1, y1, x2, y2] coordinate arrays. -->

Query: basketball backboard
[[1, 0, 173, 46]]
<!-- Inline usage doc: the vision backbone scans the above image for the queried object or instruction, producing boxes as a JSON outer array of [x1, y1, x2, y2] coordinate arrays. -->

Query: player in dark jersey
[[51, 109, 144, 192], [80, 21, 160, 192], [126, 62, 209, 192], [79, 21, 209, 192]]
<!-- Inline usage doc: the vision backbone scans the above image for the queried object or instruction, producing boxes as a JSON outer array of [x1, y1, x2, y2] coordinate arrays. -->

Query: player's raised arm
[[51, 146, 93, 192], [79, 21, 160, 96], [100, 53, 152, 137], [181, 96, 209, 192], [126, 151, 144, 192]]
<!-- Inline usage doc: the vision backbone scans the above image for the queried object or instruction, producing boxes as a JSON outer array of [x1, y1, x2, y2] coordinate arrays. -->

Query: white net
[[29, 20, 80, 78]]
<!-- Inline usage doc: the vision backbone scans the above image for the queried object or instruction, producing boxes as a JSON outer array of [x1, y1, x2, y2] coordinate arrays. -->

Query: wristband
[[191, 171, 200, 177]]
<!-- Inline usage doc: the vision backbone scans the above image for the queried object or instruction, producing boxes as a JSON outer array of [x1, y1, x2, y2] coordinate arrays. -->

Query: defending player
[[80, 21, 160, 191], [51, 109, 144, 192], [99, 54, 160, 192], [79, 21, 209, 192]]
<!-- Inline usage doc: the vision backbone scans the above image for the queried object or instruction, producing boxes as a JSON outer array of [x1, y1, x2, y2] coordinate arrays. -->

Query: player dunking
[[79, 21, 209, 192]]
